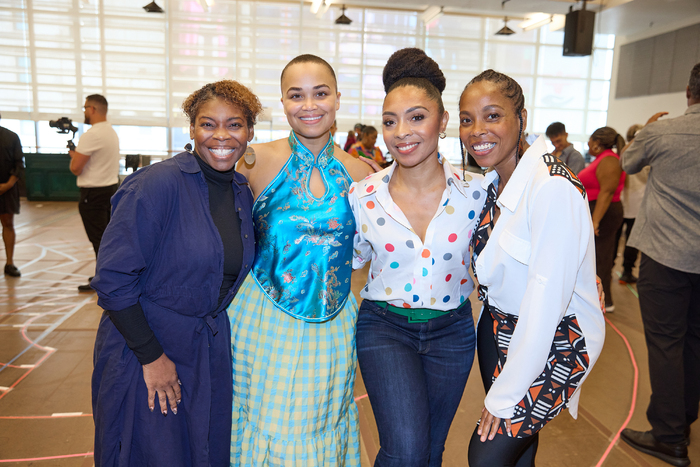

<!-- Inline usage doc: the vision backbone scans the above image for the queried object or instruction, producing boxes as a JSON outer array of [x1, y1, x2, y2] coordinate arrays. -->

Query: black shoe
[[620, 429, 689, 466], [619, 271, 638, 284], [78, 276, 94, 292], [4, 264, 21, 277]]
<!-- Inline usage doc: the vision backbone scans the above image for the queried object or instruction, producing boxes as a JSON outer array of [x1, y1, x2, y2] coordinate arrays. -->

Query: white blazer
[[475, 136, 606, 420]]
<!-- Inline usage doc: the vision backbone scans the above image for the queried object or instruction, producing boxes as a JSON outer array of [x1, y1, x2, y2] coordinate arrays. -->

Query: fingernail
[[173, 407, 177, 415], [149, 406, 154, 412], [162, 410, 167, 416], [177, 399, 181, 404]]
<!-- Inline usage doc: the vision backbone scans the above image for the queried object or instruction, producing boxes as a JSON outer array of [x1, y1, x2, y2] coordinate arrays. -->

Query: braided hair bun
[[383, 48, 445, 94]]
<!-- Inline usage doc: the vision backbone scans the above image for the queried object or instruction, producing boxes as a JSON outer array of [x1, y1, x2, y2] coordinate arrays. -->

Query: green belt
[[374, 301, 450, 323]]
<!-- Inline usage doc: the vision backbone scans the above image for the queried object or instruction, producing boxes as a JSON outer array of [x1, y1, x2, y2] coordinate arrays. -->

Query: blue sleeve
[[92, 169, 174, 312]]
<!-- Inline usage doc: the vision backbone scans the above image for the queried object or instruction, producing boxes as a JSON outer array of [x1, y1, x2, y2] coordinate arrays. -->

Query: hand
[[478, 406, 511, 442], [142, 353, 181, 415], [358, 156, 382, 173], [646, 112, 668, 125], [592, 221, 600, 236], [0, 182, 10, 195], [596, 276, 605, 312]]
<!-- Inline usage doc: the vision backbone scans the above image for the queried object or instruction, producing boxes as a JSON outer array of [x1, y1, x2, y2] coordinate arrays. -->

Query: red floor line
[[0, 413, 92, 419], [595, 317, 639, 467], [0, 452, 94, 463], [0, 349, 55, 402]]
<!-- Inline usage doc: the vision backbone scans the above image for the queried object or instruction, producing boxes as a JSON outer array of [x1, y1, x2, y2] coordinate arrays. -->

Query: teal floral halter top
[[251, 131, 356, 322]]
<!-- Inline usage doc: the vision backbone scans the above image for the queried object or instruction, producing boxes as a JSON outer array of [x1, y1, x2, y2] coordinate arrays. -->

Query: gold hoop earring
[[439, 132, 447, 139], [244, 146, 256, 165]]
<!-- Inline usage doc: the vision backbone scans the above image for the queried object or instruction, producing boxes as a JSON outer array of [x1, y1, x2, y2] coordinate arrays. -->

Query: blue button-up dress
[[91, 152, 255, 467]]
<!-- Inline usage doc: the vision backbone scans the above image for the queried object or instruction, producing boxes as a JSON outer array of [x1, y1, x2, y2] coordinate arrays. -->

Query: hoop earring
[[439, 132, 447, 139], [244, 146, 256, 165], [184, 143, 194, 154]]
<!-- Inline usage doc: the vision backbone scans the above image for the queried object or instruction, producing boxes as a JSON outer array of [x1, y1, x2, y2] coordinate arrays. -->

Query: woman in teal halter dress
[[228, 55, 372, 466]]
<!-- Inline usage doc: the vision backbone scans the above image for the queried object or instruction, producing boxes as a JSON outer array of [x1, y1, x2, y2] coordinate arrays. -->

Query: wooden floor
[[0, 200, 697, 466]]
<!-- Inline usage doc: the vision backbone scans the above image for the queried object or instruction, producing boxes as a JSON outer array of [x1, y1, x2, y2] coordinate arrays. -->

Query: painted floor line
[[0, 451, 94, 463]]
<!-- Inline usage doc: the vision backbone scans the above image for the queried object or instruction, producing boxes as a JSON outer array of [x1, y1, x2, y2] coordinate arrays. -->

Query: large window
[[1, 0, 614, 162]]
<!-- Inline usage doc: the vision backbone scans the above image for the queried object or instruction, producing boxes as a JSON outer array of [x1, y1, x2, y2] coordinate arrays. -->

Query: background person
[[0, 113, 24, 277], [91, 80, 261, 466], [68, 94, 120, 291], [344, 122, 364, 151], [614, 123, 647, 284], [577, 127, 626, 312], [545, 121, 585, 174], [348, 125, 386, 164], [619, 62, 700, 467], [229, 54, 372, 466], [460, 70, 605, 467]]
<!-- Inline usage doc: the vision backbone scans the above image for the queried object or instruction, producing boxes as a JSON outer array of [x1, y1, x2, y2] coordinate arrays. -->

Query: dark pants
[[468, 308, 539, 467], [590, 200, 624, 307], [79, 184, 118, 258], [356, 299, 476, 467], [637, 254, 700, 443], [613, 217, 640, 273]]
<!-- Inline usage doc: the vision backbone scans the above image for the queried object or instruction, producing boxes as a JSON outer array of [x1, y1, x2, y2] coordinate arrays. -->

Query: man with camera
[[0, 113, 24, 277], [68, 94, 120, 292]]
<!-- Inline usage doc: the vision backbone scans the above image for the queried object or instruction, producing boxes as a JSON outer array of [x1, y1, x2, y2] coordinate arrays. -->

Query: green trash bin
[[24, 153, 80, 201]]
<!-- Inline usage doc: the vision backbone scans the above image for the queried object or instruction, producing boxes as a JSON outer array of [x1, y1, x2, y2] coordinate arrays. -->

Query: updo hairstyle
[[590, 126, 626, 153], [382, 48, 446, 114], [182, 80, 263, 128]]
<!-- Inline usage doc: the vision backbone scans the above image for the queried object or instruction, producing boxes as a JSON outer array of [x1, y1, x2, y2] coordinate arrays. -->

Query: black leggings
[[467, 309, 539, 467]]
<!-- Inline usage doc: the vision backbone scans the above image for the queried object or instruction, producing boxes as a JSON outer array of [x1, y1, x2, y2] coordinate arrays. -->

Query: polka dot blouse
[[349, 157, 486, 311]]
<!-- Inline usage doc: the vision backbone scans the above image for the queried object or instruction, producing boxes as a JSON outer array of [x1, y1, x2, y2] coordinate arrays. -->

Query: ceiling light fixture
[[316, 0, 332, 18], [419, 6, 444, 25], [495, 17, 516, 36], [142, 1, 164, 12], [335, 5, 352, 25], [519, 13, 554, 31]]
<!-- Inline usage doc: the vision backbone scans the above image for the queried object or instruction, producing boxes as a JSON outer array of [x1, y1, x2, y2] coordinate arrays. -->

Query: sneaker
[[619, 271, 638, 284], [4, 264, 21, 277], [605, 304, 615, 313]]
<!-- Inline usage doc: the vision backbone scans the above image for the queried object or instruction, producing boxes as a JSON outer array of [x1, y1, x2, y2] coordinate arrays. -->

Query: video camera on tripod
[[49, 117, 78, 151]]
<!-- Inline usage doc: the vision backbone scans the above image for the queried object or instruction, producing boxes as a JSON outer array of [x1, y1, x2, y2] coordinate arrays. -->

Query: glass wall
[[0, 0, 614, 163]]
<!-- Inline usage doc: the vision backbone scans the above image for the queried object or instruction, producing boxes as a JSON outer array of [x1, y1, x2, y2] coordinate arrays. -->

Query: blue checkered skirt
[[227, 274, 360, 466]]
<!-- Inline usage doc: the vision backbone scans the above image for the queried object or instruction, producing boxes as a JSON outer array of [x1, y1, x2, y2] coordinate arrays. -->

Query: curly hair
[[280, 54, 337, 92], [689, 62, 700, 99], [382, 48, 446, 113], [460, 69, 526, 165], [182, 80, 263, 128], [590, 126, 626, 153]]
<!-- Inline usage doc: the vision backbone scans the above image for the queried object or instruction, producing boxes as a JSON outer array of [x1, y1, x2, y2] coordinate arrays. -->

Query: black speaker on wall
[[563, 7, 595, 56]]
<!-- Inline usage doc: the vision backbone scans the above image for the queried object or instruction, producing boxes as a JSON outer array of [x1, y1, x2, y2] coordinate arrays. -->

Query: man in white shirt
[[68, 94, 120, 291]]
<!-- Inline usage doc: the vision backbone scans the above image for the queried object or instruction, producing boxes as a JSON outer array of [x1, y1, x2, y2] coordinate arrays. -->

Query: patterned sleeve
[[348, 181, 372, 269]]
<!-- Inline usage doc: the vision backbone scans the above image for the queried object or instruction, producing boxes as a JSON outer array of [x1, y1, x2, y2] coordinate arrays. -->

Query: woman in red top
[[578, 126, 626, 312]]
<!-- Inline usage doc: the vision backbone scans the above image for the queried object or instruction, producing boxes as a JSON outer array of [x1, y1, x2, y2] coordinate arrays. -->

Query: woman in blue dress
[[91, 80, 262, 466], [228, 54, 372, 466]]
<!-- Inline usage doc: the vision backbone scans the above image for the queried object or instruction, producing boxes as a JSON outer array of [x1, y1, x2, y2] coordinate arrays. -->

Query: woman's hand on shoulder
[[142, 353, 181, 415], [335, 148, 375, 182]]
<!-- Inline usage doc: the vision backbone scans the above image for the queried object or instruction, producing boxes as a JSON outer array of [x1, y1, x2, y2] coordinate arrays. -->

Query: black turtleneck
[[195, 154, 243, 306]]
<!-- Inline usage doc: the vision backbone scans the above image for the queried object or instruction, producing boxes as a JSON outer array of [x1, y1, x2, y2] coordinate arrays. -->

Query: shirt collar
[[492, 135, 548, 213], [356, 153, 468, 199], [685, 103, 700, 115], [288, 130, 334, 168]]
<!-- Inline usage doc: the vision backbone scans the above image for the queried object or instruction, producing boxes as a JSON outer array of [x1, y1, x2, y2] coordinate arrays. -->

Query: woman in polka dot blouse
[[348, 48, 486, 467]]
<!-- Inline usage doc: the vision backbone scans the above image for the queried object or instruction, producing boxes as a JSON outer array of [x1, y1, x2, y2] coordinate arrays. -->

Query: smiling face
[[382, 85, 448, 169], [189, 97, 254, 171], [549, 132, 568, 152], [459, 81, 526, 175], [281, 62, 340, 149]]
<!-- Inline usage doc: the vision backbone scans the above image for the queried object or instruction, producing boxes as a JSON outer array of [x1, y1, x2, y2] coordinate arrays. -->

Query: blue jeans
[[356, 299, 476, 467]]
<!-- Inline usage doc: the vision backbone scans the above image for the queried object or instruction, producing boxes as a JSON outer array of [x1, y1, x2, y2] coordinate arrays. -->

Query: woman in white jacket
[[459, 69, 606, 466]]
